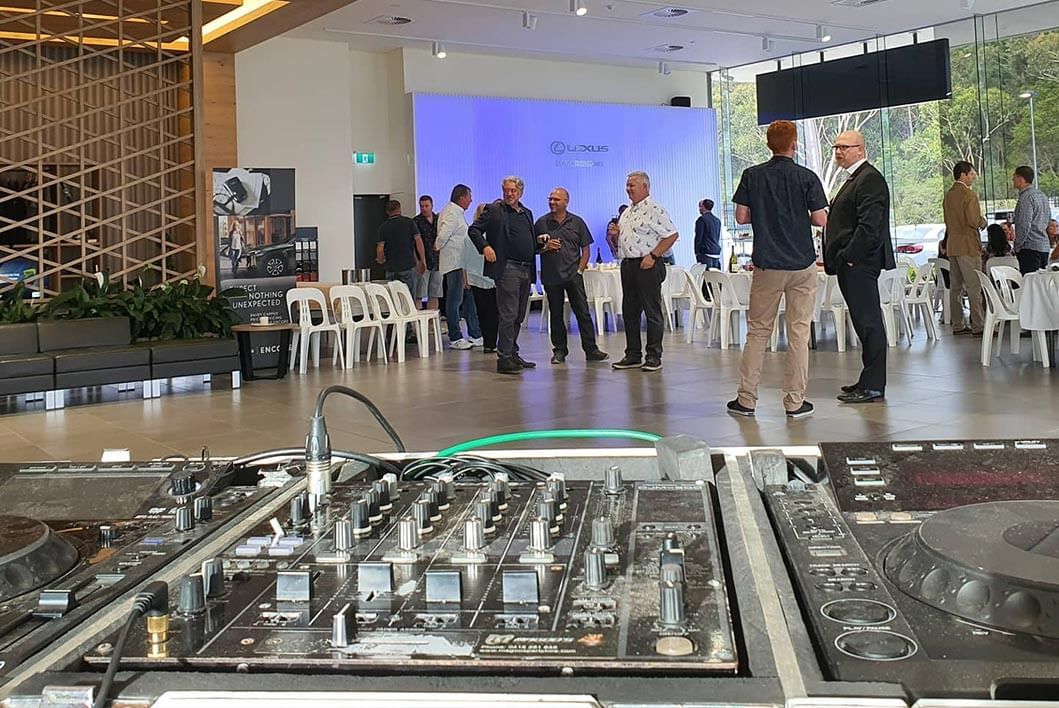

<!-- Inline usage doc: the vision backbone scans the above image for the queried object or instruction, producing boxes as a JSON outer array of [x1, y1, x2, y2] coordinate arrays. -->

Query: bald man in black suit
[[824, 130, 894, 404]]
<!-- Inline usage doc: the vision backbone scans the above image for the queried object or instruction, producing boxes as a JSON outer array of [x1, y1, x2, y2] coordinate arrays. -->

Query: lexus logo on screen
[[550, 141, 609, 155]]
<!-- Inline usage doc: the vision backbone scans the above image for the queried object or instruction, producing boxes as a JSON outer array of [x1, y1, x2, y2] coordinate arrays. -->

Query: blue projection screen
[[412, 93, 717, 267]]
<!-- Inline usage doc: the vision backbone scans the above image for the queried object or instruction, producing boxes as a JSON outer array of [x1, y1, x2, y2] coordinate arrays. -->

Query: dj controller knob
[[178, 573, 206, 615], [487, 490, 505, 519], [659, 580, 686, 626], [491, 477, 509, 510], [372, 480, 392, 512], [331, 602, 356, 648], [463, 517, 486, 552], [431, 479, 450, 510], [350, 499, 372, 536], [363, 489, 382, 524], [547, 476, 568, 510], [605, 466, 624, 495], [397, 517, 420, 552], [290, 493, 308, 527], [441, 474, 456, 503], [529, 517, 551, 552], [175, 506, 194, 532], [170, 474, 195, 497], [420, 490, 442, 522], [194, 496, 213, 522], [334, 519, 354, 551], [660, 562, 685, 584], [381, 472, 399, 499], [412, 499, 434, 534], [591, 516, 615, 550], [202, 558, 225, 598], [537, 496, 560, 534], [99, 524, 119, 545], [474, 499, 497, 533], [584, 547, 608, 589]]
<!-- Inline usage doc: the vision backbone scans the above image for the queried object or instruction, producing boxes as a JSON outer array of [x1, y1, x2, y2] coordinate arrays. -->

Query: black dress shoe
[[841, 383, 859, 393], [550, 352, 566, 365], [514, 355, 536, 369], [837, 388, 885, 404], [585, 350, 609, 362], [483, 346, 497, 354], [497, 358, 523, 375]]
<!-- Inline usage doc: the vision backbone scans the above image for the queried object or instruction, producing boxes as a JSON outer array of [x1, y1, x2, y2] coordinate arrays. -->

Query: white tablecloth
[[1020, 272, 1059, 331]]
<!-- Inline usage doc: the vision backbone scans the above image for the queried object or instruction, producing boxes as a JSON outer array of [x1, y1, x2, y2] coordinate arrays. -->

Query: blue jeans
[[443, 269, 481, 341]]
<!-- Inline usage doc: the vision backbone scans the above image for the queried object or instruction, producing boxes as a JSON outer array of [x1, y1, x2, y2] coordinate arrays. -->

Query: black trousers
[[495, 261, 531, 360], [472, 286, 498, 350], [543, 274, 599, 356], [1017, 249, 1049, 275], [620, 257, 666, 361], [838, 263, 887, 392]]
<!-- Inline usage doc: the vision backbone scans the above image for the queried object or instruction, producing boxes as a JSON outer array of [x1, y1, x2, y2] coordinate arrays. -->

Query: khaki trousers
[[737, 265, 819, 412], [949, 255, 984, 333]]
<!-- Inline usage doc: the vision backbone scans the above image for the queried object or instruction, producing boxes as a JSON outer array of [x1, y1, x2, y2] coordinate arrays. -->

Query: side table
[[231, 323, 297, 380]]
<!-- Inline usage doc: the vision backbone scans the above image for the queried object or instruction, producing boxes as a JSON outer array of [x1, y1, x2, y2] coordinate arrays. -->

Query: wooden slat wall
[[0, 0, 198, 297], [199, 50, 236, 286]]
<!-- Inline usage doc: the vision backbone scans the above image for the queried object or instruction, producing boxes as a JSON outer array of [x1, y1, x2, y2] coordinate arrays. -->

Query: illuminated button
[[1015, 440, 1046, 450], [277, 537, 303, 547], [139, 537, 165, 546], [850, 581, 878, 592], [932, 443, 964, 451], [973, 442, 1005, 450], [655, 636, 695, 656], [809, 567, 837, 577], [853, 477, 885, 487], [268, 546, 295, 557], [235, 545, 262, 557], [808, 547, 845, 558], [839, 567, 868, 576], [246, 537, 271, 546], [889, 512, 913, 522], [891, 444, 922, 452], [836, 630, 915, 660], [854, 512, 880, 523], [816, 582, 844, 593], [845, 457, 877, 466]]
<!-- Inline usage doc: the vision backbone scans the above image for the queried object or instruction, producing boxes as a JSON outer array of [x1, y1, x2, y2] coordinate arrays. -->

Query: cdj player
[[763, 439, 1059, 702]]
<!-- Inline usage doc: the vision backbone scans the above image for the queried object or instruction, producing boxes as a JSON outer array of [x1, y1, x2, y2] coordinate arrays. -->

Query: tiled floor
[[1, 312, 1056, 461]]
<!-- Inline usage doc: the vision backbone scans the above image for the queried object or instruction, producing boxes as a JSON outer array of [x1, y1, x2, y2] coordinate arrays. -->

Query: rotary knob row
[[177, 558, 225, 615]]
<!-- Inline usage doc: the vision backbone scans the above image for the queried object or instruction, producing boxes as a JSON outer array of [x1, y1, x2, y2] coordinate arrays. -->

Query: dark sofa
[[0, 317, 240, 410]]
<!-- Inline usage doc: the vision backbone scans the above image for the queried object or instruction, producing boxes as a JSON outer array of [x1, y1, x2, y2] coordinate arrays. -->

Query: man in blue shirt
[[694, 199, 722, 270], [727, 121, 828, 420]]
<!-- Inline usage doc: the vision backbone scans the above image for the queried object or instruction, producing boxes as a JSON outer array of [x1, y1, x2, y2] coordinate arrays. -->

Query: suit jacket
[[468, 199, 538, 281], [824, 162, 895, 276], [942, 182, 986, 257]]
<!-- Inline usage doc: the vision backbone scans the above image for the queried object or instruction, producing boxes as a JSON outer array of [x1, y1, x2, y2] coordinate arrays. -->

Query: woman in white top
[[227, 220, 244, 275]]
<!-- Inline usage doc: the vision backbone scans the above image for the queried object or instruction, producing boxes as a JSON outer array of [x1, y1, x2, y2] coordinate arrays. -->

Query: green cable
[[437, 429, 663, 457]]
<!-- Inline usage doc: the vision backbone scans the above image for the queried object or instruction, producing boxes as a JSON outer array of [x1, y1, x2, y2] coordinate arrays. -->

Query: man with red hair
[[727, 120, 829, 420]]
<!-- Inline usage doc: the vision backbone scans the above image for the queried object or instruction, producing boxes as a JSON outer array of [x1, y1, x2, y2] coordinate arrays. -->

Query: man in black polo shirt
[[727, 121, 828, 420], [468, 176, 541, 375], [535, 187, 608, 365], [412, 195, 441, 310], [376, 199, 426, 298]]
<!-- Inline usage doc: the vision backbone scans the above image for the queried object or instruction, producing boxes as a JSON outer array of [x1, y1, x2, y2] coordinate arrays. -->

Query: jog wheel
[[883, 500, 1059, 638], [0, 515, 80, 602]]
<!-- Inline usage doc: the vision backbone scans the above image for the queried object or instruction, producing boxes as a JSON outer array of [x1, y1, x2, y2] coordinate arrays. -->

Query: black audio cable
[[92, 581, 168, 708], [311, 386, 405, 452]]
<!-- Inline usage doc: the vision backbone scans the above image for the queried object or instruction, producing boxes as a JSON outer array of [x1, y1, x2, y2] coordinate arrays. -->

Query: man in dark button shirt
[[376, 199, 426, 299], [727, 120, 828, 421], [535, 188, 608, 365], [694, 199, 722, 270], [468, 176, 542, 375], [412, 195, 441, 310]]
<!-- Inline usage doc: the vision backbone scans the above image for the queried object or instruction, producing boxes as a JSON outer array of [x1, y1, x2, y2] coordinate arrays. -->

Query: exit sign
[[354, 152, 376, 165]]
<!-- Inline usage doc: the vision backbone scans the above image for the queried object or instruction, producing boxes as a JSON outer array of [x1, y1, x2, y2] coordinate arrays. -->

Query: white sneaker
[[468, 337, 484, 347], [450, 339, 473, 350]]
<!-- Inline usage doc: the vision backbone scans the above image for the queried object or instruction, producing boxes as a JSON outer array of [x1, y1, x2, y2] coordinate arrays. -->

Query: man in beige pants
[[943, 161, 986, 335], [727, 121, 829, 419]]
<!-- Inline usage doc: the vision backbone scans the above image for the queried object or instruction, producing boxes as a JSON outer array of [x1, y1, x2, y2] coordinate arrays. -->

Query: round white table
[[1019, 271, 1059, 368]]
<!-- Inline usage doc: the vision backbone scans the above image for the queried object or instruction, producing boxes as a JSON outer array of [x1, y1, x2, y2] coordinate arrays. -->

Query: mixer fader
[[89, 469, 739, 674]]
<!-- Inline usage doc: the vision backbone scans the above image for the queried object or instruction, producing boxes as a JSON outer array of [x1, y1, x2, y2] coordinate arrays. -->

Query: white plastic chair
[[331, 285, 386, 366], [583, 270, 616, 336], [976, 270, 1023, 366], [819, 275, 857, 353], [990, 265, 1023, 308], [286, 288, 344, 374], [526, 282, 547, 331], [702, 271, 750, 348], [362, 283, 423, 363], [682, 269, 713, 344], [906, 262, 938, 340], [878, 269, 914, 347], [928, 258, 951, 324], [661, 267, 690, 331], [388, 280, 443, 356]]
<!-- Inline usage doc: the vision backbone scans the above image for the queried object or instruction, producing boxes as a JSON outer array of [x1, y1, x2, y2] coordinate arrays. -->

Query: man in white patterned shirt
[[611, 171, 679, 372]]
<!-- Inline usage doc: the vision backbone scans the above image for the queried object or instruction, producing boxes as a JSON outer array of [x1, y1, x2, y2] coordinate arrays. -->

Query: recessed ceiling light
[[642, 7, 696, 19], [368, 15, 412, 25]]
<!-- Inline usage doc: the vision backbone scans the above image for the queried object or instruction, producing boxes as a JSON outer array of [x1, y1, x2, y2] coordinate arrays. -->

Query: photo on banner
[[213, 167, 298, 365], [412, 94, 717, 266]]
